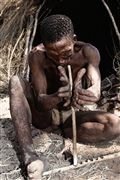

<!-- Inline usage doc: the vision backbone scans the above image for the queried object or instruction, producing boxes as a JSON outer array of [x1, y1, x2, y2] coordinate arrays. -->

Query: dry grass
[[0, 0, 50, 92], [0, 0, 35, 91]]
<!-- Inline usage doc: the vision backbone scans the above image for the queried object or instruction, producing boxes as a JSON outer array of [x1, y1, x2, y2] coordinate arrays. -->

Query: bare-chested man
[[9, 14, 120, 180]]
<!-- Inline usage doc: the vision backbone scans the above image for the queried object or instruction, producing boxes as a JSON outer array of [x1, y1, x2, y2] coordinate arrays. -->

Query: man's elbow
[[95, 92, 101, 102]]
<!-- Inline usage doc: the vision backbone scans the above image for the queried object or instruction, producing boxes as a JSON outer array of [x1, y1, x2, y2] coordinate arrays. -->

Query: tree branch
[[101, 0, 120, 42]]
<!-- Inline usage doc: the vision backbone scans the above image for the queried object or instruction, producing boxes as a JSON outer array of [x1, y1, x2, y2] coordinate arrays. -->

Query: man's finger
[[74, 68, 86, 88], [72, 100, 81, 109], [58, 66, 68, 79], [58, 85, 70, 93], [77, 89, 95, 97], [58, 91, 71, 97], [63, 99, 71, 107], [76, 94, 98, 102], [77, 99, 95, 105], [60, 76, 69, 86]]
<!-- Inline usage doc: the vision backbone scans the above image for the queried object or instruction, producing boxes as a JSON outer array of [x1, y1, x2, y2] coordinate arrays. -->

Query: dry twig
[[67, 65, 77, 166], [22, 16, 34, 77], [26, 0, 47, 80], [7, 30, 24, 80], [101, 0, 120, 42]]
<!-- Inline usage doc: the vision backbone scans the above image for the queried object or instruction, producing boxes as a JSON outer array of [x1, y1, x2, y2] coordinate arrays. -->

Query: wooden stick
[[43, 152, 120, 176], [101, 0, 120, 42], [67, 65, 73, 92], [26, 1, 46, 80], [1, 152, 120, 176], [67, 65, 77, 166], [7, 30, 24, 80], [22, 16, 33, 77]]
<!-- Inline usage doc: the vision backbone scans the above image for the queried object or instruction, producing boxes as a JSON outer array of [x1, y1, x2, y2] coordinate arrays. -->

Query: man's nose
[[59, 57, 70, 64], [59, 58, 66, 64]]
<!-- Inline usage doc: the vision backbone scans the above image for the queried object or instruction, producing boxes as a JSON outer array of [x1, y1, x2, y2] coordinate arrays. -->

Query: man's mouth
[[59, 59, 71, 66]]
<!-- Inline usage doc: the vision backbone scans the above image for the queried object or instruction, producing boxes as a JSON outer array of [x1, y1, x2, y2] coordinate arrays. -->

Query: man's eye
[[68, 54, 72, 58], [63, 54, 72, 60]]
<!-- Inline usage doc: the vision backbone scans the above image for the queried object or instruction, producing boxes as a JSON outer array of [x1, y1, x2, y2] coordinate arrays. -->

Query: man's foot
[[27, 160, 44, 180]]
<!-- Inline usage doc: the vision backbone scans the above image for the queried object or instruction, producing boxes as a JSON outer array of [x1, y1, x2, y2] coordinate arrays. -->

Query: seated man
[[9, 14, 120, 180]]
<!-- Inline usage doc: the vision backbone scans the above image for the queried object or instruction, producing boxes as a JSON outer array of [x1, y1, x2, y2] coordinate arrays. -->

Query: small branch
[[1, 168, 21, 175], [26, 0, 47, 80], [43, 152, 120, 176], [22, 16, 34, 77], [68, 65, 73, 92], [71, 106, 77, 165], [1, 152, 120, 177], [29, 0, 47, 52], [101, 0, 120, 42], [29, 6, 41, 52], [67, 65, 77, 166], [7, 30, 24, 81]]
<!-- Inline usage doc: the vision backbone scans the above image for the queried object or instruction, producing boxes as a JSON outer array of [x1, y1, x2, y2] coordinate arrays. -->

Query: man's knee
[[9, 75, 25, 96], [106, 114, 120, 136]]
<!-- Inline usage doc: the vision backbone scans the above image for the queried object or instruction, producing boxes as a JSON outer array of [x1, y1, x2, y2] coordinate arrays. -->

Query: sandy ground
[[0, 94, 120, 180]]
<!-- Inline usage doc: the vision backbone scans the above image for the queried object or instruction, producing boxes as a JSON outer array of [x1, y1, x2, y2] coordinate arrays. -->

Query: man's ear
[[73, 34, 77, 41]]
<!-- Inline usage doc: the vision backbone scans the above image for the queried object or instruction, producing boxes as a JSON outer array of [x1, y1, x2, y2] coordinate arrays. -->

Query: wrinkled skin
[[9, 37, 120, 179]]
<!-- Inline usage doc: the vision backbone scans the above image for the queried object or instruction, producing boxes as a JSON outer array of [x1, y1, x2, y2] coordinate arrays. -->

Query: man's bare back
[[9, 14, 120, 180]]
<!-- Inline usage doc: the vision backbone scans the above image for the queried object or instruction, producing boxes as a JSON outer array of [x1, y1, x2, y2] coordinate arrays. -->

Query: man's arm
[[73, 45, 101, 107], [85, 45, 101, 100], [28, 50, 71, 111], [28, 50, 62, 111]]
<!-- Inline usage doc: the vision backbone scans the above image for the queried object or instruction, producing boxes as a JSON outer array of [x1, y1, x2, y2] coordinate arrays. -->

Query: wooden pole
[[67, 65, 77, 166]]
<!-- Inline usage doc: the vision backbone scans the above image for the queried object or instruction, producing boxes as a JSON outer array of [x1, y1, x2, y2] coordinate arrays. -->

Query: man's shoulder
[[28, 44, 46, 64], [78, 42, 98, 52], [30, 44, 45, 56], [32, 43, 45, 52], [81, 43, 100, 64], [75, 41, 98, 52]]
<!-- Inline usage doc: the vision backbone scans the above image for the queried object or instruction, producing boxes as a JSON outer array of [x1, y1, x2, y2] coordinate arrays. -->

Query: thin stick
[[101, 0, 120, 42], [22, 16, 33, 77], [26, 0, 49, 80], [1, 152, 120, 176], [43, 152, 120, 176], [67, 65, 73, 92], [67, 65, 77, 166], [7, 30, 24, 80]]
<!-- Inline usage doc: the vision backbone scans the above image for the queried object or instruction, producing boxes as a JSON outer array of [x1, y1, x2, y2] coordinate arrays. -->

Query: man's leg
[[63, 111, 120, 143], [9, 75, 44, 180]]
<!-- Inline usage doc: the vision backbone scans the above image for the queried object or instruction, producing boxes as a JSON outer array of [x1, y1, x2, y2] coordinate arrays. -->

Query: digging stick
[[67, 65, 77, 166]]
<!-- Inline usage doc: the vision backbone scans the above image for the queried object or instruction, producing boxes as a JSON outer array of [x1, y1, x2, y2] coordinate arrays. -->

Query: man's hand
[[57, 66, 71, 107], [72, 68, 99, 109]]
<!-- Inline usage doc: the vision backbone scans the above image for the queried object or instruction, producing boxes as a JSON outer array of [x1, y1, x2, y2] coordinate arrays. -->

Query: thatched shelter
[[0, 0, 120, 93], [0, 0, 53, 92], [0, 1, 120, 179]]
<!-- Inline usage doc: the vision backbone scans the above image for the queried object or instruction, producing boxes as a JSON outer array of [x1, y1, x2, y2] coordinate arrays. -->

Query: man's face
[[44, 37, 74, 66]]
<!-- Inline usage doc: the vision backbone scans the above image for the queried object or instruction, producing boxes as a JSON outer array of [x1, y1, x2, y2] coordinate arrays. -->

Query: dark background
[[34, 0, 120, 79]]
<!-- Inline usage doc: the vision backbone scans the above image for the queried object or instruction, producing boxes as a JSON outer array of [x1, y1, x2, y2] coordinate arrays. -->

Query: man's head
[[40, 14, 76, 66], [40, 14, 74, 45]]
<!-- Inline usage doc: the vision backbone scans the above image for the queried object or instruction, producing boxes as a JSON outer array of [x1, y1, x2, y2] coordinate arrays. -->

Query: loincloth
[[51, 107, 96, 127], [51, 108, 72, 126], [50, 105, 99, 136]]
